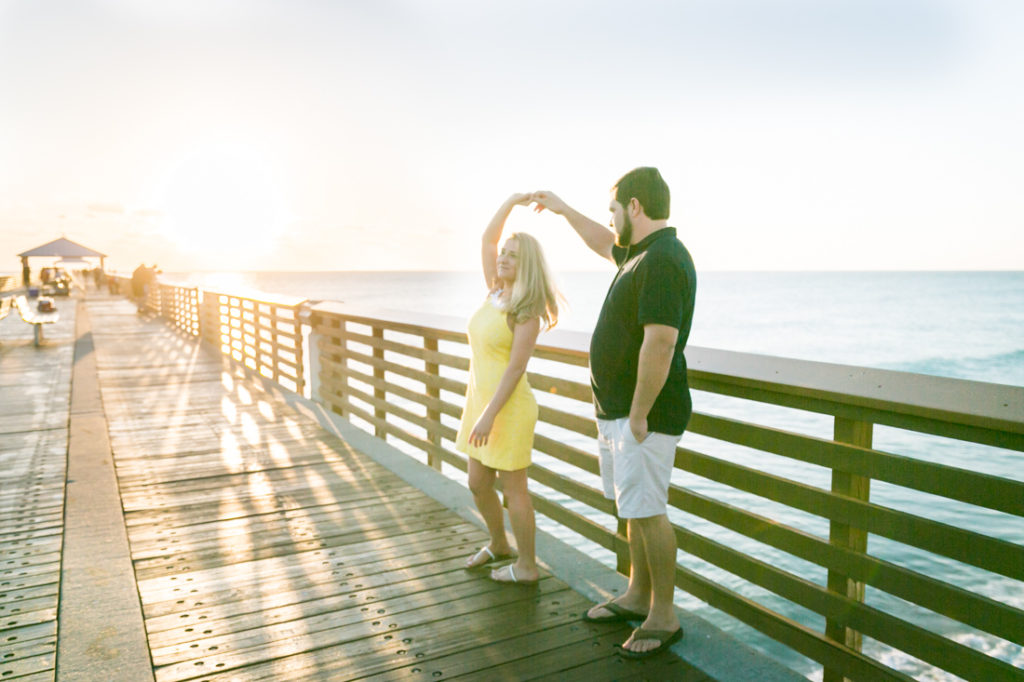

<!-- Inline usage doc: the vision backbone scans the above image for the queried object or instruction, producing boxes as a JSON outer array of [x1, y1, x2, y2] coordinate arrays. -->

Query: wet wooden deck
[[1, 295, 706, 681]]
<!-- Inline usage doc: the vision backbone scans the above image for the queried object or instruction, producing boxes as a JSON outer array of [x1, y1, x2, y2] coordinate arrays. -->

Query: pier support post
[[823, 417, 873, 682], [615, 517, 631, 576], [424, 336, 442, 470], [373, 326, 386, 438]]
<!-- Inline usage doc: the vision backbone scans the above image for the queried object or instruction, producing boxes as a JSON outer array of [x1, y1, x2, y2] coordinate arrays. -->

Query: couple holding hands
[[454, 167, 697, 659]]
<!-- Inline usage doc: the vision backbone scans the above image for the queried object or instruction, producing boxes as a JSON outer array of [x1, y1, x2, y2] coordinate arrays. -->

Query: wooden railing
[[309, 302, 1024, 682], [198, 290, 306, 395], [156, 283, 200, 336], [112, 277, 306, 396]]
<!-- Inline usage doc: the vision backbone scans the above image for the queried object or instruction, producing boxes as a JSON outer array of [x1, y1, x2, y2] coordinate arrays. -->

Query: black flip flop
[[582, 600, 647, 623], [616, 626, 684, 659]]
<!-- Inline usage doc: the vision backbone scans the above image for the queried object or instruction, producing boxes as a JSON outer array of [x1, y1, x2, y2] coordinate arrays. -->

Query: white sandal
[[465, 546, 516, 570]]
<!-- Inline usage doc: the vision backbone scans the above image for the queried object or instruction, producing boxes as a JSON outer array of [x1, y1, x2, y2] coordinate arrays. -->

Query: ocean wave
[[870, 632, 1023, 680], [882, 349, 1024, 385]]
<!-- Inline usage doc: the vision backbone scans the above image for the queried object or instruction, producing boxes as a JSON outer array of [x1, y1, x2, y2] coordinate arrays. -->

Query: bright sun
[[159, 143, 287, 260]]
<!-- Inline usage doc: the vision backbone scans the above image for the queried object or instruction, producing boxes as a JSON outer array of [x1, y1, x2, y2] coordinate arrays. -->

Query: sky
[[1, 0, 1022, 274]]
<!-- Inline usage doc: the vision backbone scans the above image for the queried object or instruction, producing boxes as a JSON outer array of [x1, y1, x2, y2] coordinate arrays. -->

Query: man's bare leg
[[585, 516, 651, 619], [621, 514, 681, 654]]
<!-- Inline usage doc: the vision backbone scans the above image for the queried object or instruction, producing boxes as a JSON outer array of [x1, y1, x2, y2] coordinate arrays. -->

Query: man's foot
[[617, 625, 684, 659], [583, 599, 648, 623], [464, 545, 516, 570]]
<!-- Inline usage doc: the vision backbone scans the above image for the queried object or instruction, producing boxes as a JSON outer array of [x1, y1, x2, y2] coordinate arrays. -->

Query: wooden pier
[[4, 281, 1022, 682], [0, 295, 708, 681]]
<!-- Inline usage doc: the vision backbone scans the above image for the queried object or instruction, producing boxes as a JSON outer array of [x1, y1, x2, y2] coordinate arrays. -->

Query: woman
[[455, 192, 561, 585]]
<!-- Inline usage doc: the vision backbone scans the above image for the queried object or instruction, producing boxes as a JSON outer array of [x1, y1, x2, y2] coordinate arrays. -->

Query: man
[[532, 167, 696, 658]]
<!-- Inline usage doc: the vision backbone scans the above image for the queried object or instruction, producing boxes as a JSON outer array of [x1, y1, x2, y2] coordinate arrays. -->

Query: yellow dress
[[455, 296, 538, 471]]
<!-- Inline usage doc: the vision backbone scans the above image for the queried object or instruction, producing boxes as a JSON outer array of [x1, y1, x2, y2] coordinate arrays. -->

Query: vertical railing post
[[200, 291, 218, 349], [294, 303, 307, 398], [823, 417, 873, 682], [306, 309, 321, 405], [424, 336, 442, 470], [615, 517, 631, 576], [372, 326, 386, 438], [158, 284, 168, 321], [197, 289, 206, 341], [190, 287, 199, 336], [334, 317, 347, 416]]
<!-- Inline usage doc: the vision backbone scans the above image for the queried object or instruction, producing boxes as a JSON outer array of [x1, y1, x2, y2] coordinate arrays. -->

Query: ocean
[[168, 269, 1024, 680], [172, 270, 1024, 386]]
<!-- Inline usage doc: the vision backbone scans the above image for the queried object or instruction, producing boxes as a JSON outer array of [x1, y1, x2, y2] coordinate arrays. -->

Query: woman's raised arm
[[481, 193, 532, 288]]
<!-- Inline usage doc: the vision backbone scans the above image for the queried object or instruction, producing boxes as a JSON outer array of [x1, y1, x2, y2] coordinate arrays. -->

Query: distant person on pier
[[131, 264, 147, 310], [532, 167, 696, 659], [456, 193, 561, 586], [132, 264, 158, 312]]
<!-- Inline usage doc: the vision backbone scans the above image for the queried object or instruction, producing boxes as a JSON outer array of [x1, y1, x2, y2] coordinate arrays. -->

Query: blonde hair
[[501, 232, 562, 330]]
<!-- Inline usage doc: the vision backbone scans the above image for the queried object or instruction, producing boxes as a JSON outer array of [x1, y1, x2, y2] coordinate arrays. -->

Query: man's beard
[[615, 212, 633, 248]]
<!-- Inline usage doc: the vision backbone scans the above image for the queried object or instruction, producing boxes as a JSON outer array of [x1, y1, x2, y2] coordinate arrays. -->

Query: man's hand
[[530, 190, 569, 215], [629, 414, 649, 443], [628, 324, 679, 444]]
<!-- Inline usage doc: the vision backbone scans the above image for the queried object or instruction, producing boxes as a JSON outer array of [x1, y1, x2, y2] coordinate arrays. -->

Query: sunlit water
[[167, 269, 1024, 680]]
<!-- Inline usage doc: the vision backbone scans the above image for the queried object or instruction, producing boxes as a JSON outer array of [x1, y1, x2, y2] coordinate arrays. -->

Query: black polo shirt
[[590, 227, 696, 436]]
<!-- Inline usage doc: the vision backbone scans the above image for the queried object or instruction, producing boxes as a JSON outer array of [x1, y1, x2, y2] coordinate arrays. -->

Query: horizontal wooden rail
[[309, 301, 1024, 682], [113, 278, 307, 396], [199, 291, 306, 395]]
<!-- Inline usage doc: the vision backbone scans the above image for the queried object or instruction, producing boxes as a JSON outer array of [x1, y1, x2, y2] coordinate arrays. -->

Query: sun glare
[[158, 143, 287, 259]]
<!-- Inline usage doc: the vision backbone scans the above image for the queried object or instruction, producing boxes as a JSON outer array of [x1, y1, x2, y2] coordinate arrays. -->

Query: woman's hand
[[469, 411, 496, 447], [507, 192, 532, 207], [530, 190, 568, 215]]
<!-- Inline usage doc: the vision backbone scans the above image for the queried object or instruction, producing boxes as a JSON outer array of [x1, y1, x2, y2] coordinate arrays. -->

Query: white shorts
[[597, 418, 681, 519]]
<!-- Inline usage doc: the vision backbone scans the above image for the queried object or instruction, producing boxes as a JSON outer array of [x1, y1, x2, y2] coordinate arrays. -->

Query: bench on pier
[[0, 295, 12, 322], [15, 295, 60, 346]]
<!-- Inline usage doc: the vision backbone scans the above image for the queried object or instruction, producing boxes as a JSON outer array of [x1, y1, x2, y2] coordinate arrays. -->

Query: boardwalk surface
[[2, 294, 707, 681], [0, 297, 75, 682]]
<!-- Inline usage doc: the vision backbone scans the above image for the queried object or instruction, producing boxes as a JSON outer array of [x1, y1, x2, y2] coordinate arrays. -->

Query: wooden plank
[[0, 561, 62, 585], [140, 529, 487, 629], [0, 651, 55, 680], [126, 496, 449, 562], [689, 411, 1024, 516], [671, 521, 1023, 682], [0, 620, 57, 647], [148, 568, 517, 668], [686, 345, 1024, 444], [675, 445, 1024, 580], [318, 326, 470, 372], [669, 486, 1024, 645], [131, 508, 469, 582], [160, 585, 579, 681], [433, 621, 703, 681], [0, 309, 68, 682]]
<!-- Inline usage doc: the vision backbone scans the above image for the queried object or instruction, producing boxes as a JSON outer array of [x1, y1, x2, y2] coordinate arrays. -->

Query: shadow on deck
[[2, 295, 734, 681]]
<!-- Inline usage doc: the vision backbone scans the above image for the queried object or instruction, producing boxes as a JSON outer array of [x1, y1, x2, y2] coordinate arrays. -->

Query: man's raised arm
[[531, 191, 615, 262]]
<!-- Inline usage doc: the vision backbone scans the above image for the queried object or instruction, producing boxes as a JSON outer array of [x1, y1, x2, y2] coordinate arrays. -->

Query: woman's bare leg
[[466, 458, 511, 566], [494, 468, 539, 581]]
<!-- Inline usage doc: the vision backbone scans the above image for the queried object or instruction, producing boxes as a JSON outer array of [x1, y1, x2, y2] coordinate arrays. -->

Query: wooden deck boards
[[0, 295, 707, 681], [0, 300, 76, 682]]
